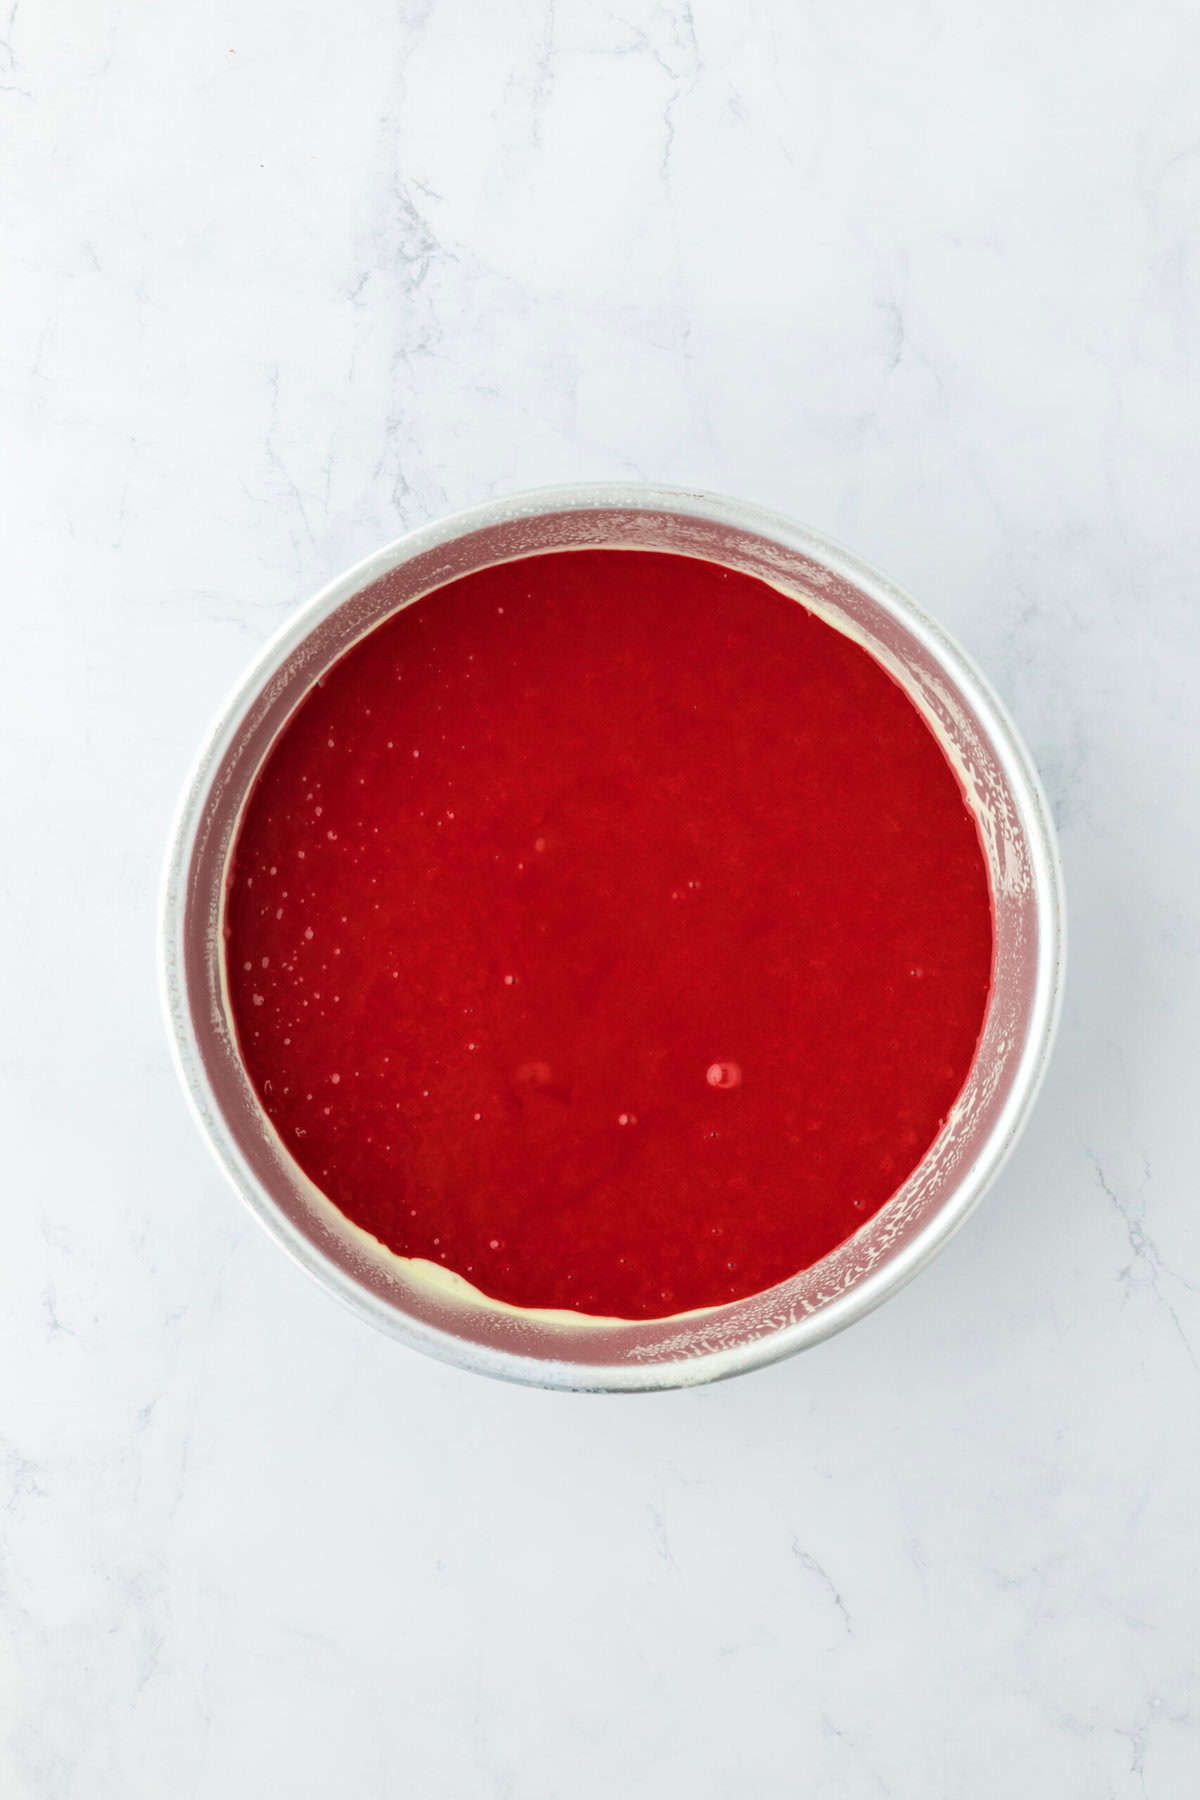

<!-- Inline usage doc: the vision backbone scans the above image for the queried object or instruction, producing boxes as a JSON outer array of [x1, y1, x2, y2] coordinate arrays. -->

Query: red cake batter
[[224, 550, 993, 1319]]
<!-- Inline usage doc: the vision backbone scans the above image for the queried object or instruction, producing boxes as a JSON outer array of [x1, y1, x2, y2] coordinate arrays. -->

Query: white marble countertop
[[4, 3, 1199, 1793]]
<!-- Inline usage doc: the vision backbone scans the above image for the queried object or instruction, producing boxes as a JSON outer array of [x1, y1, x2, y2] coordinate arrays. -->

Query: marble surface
[[4, 2, 1199, 1793]]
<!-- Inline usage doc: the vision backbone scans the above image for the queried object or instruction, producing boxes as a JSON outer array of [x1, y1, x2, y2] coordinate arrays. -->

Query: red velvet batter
[[225, 550, 993, 1319]]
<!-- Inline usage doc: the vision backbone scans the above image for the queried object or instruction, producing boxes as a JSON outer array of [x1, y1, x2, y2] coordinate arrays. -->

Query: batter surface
[[225, 549, 993, 1319]]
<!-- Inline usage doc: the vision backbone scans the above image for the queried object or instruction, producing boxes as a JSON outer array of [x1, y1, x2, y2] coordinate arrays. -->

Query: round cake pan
[[161, 485, 1065, 1391]]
